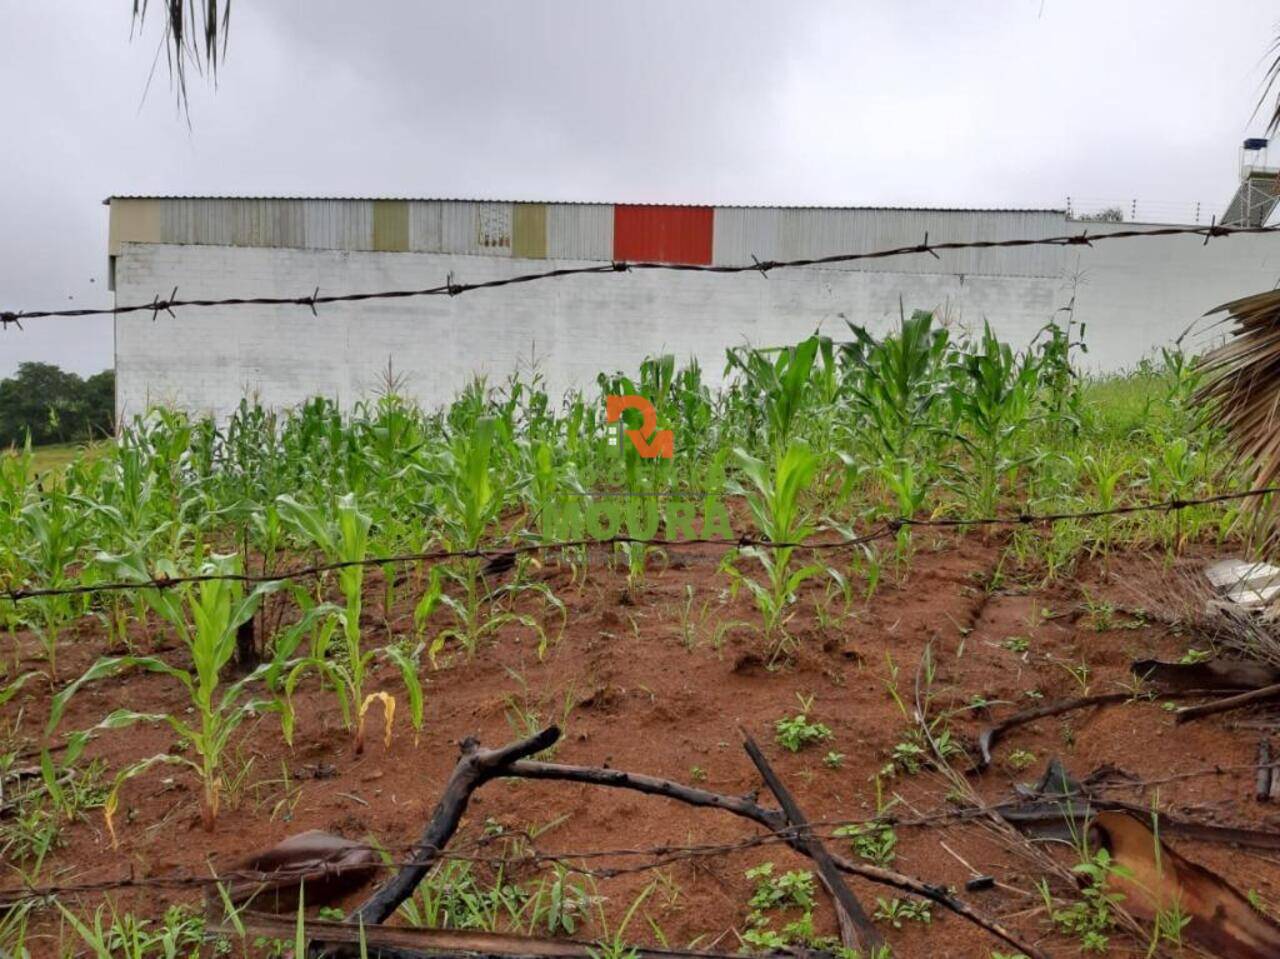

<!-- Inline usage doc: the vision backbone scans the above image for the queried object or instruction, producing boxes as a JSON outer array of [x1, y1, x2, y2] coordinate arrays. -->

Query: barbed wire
[[0, 816, 934, 906], [0, 221, 1272, 329], [0, 526, 893, 603], [3, 484, 1276, 604], [888, 484, 1280, 529], [1, 756, 1266, 907]]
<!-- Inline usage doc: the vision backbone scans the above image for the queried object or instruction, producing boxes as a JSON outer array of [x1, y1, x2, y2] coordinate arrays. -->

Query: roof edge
[[103, 195, 1066, 214]]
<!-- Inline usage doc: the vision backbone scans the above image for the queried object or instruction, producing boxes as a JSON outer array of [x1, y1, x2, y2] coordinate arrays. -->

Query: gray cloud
[[2, 0, 1277, 376]]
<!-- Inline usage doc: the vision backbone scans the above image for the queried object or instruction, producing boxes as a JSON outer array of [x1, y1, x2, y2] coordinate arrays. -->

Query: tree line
[[0, 362, 115, 448]]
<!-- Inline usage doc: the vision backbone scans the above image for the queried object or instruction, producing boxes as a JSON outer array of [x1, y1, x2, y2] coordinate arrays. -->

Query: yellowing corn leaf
[[357, 691, 396, 751]]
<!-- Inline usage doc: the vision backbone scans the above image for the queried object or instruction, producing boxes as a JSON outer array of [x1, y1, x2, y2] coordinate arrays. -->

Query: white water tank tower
[[1222, 138, 1280, 227]]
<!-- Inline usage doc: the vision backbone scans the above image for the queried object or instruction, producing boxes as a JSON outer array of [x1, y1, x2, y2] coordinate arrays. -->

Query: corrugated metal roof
[[714, 207, 1065, 277], [546, 203, 612, 259], [105, 195, 1064, 214], [614, 205, 714, 265], [106, 197, 1073, 275]]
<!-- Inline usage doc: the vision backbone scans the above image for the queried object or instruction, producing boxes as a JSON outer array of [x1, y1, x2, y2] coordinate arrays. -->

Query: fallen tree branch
[[739, 729, 881, 953], [976, 693, 1129, 771], [351, 726, 561, 926], [976, 690, 1217, 770], [324, 727, 1041, 959], [1176, 682, 1280, 723], [509, 759, 788, 827], [509, 758, 1045, 958]]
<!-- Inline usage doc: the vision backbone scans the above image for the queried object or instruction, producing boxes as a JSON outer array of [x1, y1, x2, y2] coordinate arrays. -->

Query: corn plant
[[46, 553, 277, 836], [949, 322, 1037, 517], [843, 310, 951, 466], [58, 902, 206, 959], [521, 437, 559, 538], [724, 336, 819, 449], [435, 417, 556, 657], [1152, 434, 1199, 550], [0, 437, 34, 547], [437, 417, 503, 650], [275, 493, 423, 751], [1081, 450, 1126, 555], [15, 493, 85, 680], [877, 457, 927, 566], [598, 359, 682, 590], [615, 451, 674, 598], [1032, 318, 1086, 435], [728, 442, 835, 655]]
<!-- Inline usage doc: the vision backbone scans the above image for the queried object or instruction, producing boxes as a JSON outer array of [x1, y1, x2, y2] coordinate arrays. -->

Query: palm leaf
[[1259, 33, 1280, 135], [1193, 288, 1280, 547], [132, 0, 230, 106]]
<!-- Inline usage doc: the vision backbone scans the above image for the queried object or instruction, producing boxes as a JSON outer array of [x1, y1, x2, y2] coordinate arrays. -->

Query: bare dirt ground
[[6, 533, 1278, 958]]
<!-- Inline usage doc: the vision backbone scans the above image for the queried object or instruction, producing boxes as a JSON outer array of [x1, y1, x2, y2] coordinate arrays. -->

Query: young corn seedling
[[58, 901, 206, 959], [949, 322, 1037, 518], [878, 456, 927, 567], [1082, 450, 1126, 557], [586, 877, 656, 959], [436, 417, 556, 658], [46, 553, 277, 837], [728, 442, 831, 657], [15, 494, 83, 680], [275, 493, 424, 752]]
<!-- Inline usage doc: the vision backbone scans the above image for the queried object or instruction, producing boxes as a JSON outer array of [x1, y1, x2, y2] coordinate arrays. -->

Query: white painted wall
[[1065, 221, 1280, 365], [113, 224, 1280, 420]]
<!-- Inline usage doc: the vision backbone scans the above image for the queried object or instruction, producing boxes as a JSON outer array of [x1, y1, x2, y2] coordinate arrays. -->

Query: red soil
[[5, 534, 1279, 958]]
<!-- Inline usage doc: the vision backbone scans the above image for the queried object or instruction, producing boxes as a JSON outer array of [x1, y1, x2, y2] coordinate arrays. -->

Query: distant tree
[[1077, 206, 1125, 223], [0, 363, 114, 448], [82, 370, 117, 433]]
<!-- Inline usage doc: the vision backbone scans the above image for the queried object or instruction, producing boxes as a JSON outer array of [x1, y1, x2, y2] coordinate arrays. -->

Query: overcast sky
[[2, 0, 1279, 377]]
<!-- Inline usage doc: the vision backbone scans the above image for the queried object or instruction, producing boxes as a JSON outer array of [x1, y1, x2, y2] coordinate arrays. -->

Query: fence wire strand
[[1, 222, 1275, 328], [3, 485, 1277, 604], [0, 756, 1264, 906], [3, 221, 1276, 599], [0, 812, 951, 905]]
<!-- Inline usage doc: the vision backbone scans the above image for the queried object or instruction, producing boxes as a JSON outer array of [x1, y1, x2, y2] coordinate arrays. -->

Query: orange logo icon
[[606, 395, 674, 459]]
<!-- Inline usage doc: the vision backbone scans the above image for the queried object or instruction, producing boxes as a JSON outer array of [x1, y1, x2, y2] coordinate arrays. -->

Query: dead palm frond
[[1193, 289, 1280, 549], [132, 0, 230, 108], [1118, 553, 1280, 668]]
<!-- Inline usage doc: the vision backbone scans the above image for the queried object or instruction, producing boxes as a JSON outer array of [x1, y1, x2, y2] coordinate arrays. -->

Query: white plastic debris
[[1205, 559, 1280, 608]]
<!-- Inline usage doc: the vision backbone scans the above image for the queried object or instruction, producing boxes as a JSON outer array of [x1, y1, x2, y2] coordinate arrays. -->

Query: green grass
[[7, 441, 109, 480], [1080, 373, 1170, 435]]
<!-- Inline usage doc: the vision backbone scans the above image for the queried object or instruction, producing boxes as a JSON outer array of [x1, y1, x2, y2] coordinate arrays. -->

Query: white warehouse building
[[106, 195, 1280, 420]]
